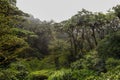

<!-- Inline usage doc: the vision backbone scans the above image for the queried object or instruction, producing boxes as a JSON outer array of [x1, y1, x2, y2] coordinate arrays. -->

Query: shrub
[[70, 50, 106, 73], [58, 52, 71, 68], [106, 58, 120, 70], [97, 66, 120, 80], [0, 69, 18, 80], [8, 62, 29, 80], [71, 59, 84, 70], [48, 69, 96, 80], [48, 69, 75, 80], [27, 70, 54, 80], [72, 69, 96, 80], [9, 58, 54, 71], [97, 31, 120, 59]]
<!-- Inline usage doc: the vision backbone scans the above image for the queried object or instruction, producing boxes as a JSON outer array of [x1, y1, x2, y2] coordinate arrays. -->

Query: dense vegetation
[[0, 0, 120, 80]]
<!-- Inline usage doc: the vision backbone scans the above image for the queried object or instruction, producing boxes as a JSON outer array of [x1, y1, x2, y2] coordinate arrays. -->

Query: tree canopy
[[0, 0, 120, 80]]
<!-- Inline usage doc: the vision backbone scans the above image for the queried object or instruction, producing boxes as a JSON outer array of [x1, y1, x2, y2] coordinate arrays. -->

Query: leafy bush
[[38, 55, 56, 69], [97, 31, 120, 59], [58, 52, 72, 68], [0, 69, 17, 80], [9, 58, 55, 71], [48, 69, 75, 80], [95, 66, 120, 80], [27, 70, 54, 80], [8, 62, 29, 80], [106, 58, 120, 70], [72, 69, 96, 80], [71, 59, 84, 70], [70, 50, 105, 73], [48, 69, 96, 80]]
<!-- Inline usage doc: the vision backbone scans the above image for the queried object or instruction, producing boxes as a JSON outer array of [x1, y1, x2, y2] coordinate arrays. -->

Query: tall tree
[[0, 0, 29, 66]]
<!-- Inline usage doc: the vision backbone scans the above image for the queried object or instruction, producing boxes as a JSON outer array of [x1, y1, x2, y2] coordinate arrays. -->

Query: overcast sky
[[17, 0, 119, 22]]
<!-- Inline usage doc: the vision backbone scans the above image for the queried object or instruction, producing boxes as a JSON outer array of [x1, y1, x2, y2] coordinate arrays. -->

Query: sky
[[17, 0, 120, 22]]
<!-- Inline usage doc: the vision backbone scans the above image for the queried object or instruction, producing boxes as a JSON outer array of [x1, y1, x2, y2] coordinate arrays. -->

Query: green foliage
[[73, 69, 96, 80], [0, 69, 18, 80], [48, 69, 96, 80], [0, 0, 25, 16], [27, 70, 54, 80], [71, 59, 84, 70], [11, 28, 35, 37], [8, 0, 16, 5], [10, 58, 42, 71], [0, 34, 29, 66], [49, 39, 73, 68], [9, 57, 55, 71], [91, 66, 120, 80], [0, 0, 31, 66], [0, 63, 29, 80], [38, 55, 56, 69], [58, 52, 71, 68], [71, 51, 99, 70], [97, 31, 120, 59], [48, 69, 74, 80], [105, 58, 120, 71], [49, 39, 69, 54], [0, 0, 120, 80], [113, 5, 120, 18], [20, 17, 53, 56]]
